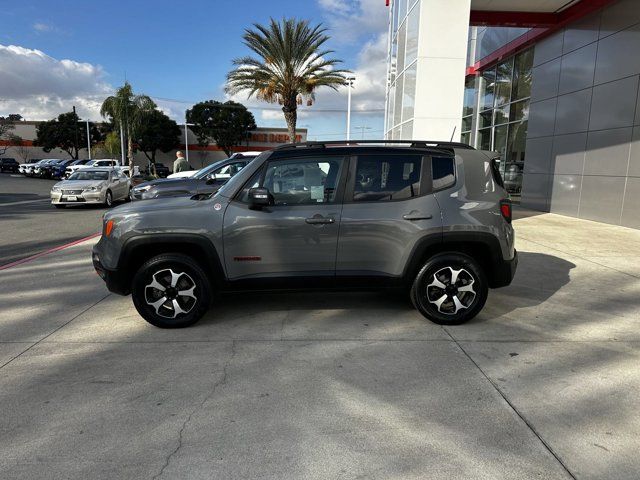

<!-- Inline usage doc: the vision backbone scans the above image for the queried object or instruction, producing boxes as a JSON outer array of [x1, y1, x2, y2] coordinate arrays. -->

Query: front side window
[[353, 154, 422, 202], [263, 158, 344, 206]]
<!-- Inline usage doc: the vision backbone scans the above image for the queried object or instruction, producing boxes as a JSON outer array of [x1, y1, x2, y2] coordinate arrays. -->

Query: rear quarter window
[[431, 156, 456, 190]]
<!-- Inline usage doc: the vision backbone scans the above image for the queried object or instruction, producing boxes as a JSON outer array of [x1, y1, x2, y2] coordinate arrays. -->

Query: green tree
[[100, 82, 156, 169], [103, 131, 122, 160], [186, 100, 256, 156], [34, 111, 103, 159], [137, 109, 181, 173], [226, 18, 349, 143]]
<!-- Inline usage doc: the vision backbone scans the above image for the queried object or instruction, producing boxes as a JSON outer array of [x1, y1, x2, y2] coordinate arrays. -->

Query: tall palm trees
[[100, 82, 156, 170], [226, 18, 349, 143]]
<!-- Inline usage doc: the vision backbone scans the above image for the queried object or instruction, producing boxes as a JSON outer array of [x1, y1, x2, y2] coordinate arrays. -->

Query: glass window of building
[[495, 58, 513, 106], [464, 48, 533, 203], [512, 48, 533, 101], [397, 23, 407, 74], [394, 73, 404, 127], [405, 3, 420, 67], [402, 63, 417, 123]]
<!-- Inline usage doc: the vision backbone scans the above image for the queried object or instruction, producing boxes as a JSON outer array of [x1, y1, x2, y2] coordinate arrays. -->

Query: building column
[[412, 0, 471, 142]]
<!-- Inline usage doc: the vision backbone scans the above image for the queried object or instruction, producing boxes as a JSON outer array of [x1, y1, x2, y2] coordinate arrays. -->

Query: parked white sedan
[[51, 167, 130, 208]]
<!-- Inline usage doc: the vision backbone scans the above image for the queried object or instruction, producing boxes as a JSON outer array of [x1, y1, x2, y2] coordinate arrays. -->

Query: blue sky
[[0, 0, 389, 140]]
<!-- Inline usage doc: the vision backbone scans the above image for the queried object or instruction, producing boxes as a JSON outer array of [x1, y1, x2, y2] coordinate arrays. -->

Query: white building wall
[[385, 0, 471, 141]]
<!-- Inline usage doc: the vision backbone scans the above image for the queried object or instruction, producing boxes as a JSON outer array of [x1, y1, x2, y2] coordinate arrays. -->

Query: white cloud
[[33, 22, 53, 33], [320, 0, 389, 42], [0, 44, 112, 120]]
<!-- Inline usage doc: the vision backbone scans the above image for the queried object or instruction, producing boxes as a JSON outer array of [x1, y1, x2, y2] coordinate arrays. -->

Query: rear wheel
[[131, 254, 212, 328], [411, 253, 488, 325]]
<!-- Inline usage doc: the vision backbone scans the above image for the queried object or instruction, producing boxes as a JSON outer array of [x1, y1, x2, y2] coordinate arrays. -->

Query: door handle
[[403, 211, 433, 221], [305, 215, 335, 225]]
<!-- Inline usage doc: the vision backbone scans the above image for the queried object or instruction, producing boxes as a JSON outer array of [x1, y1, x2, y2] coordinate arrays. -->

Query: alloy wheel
[[426, 266, 476, 315], [144, 268, 197, 318]]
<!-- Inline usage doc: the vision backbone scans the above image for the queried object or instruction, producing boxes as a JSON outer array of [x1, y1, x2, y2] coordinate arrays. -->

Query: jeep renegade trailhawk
[[92, 141, 517, 328]]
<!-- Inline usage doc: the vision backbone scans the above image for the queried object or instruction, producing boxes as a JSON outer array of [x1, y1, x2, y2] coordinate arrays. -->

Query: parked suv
[[93, 141, 517, 328], [0, 158, 19, 173]]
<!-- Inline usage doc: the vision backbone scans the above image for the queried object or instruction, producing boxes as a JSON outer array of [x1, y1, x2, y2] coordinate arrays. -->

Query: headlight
[[134, 185, 151, 193], [51, 186, 61, 192], [84, 186, 99, 192]]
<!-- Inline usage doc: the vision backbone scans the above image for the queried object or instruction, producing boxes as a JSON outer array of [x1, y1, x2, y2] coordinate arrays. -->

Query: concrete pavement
[[0, 211, 639, 479]]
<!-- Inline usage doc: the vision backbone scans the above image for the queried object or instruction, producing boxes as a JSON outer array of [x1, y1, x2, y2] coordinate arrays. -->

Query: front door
[[223, 155, 347, 280]]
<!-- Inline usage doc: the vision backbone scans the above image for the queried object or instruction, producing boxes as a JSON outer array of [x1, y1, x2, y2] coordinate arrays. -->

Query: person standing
[[173, 151, 189, 173]]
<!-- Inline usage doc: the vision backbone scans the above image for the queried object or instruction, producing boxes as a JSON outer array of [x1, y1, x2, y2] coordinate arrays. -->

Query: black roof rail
[[273, 140, 475, 151]]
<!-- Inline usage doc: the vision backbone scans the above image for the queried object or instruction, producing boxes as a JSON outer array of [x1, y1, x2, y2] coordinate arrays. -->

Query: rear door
[[222, 154, 347, 280], [336, 152, 445, 278]]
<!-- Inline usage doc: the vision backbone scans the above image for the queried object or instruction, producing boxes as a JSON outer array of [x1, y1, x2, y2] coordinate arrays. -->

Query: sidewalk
[[0, 212, 638, 479]]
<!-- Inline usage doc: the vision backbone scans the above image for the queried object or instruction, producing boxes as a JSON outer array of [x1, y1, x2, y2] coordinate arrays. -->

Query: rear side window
[[432, 156, 456, 190], [489, 157, 505, 188], [353, 154, 422, 202]]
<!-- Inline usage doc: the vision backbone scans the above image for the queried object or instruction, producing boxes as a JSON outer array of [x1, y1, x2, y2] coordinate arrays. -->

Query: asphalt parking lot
[[0, 174, 111, 266], [0, 195, 639, 479]]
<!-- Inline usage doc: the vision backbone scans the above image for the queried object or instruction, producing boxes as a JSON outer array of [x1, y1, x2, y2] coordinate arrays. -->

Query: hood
[[107, 194, 218, 216], [135, 177, 197, 189], [56, 180, 105, 190]]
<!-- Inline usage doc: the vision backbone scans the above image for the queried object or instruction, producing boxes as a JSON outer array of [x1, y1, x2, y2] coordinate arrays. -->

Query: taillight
[[500, 199, 512, 223]]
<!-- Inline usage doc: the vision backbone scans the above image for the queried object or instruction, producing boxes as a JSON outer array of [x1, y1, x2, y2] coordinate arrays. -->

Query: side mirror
[[248, 187, 270, 208]]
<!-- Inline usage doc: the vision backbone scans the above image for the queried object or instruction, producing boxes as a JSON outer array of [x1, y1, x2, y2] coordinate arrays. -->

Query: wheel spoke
[[450, 267, 462, 285], [149, 296, 168, 314], [428, 276, 446, 290], [147, 276, 166, 293], [170, 270, 184, 287], [178, 286, 196, 300], [171, 299, 187, 318], [458, 282, 475, 293], [430, 294, 448, 312], [452, 295, 467, 314]]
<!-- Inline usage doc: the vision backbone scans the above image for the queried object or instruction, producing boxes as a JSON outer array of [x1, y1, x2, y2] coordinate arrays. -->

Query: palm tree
[[226, 18, 349, 143], [100, 82, 156, 171]]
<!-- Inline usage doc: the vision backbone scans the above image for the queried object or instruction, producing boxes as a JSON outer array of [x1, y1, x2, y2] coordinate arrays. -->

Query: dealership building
[[385, 0, 640, 229]]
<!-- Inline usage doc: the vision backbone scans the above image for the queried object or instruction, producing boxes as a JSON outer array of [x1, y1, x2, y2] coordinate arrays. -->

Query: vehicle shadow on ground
[[204, 251, 575, 326]]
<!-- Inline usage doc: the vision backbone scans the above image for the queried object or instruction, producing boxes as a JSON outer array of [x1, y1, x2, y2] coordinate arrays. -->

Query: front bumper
[[51, 190, 105, 204], [92, 247, 130, 295]]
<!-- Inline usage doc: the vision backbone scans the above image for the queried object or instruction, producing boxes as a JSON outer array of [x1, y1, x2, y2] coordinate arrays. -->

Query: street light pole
[[86, 120, 91, 159], [72, 106, 80, 159], [184, 122, 195, 164], [345, 76, 355, 141]]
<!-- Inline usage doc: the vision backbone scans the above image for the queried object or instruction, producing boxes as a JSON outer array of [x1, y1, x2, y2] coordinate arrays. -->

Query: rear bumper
[[490, 249, 518, 288], [92, 247, 130, 295]]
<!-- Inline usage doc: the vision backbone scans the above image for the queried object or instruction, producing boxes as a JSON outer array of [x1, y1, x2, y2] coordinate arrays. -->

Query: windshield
[[69, 170, 109, 181], [194, 159, 232, 179]]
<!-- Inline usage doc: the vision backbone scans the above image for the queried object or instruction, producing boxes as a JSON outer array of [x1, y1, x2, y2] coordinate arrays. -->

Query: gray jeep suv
[[92, 141, 517, 328]]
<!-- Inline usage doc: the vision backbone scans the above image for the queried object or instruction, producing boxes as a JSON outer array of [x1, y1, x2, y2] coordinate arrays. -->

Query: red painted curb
[[0, 232, 101, 271]]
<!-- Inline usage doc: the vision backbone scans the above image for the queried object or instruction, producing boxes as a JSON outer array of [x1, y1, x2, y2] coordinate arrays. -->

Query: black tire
[[410, 252, 488, 325], [104, 190, 113, 207], [54, 204, 66, 209], [125, 188, 132, 202], [131, 254, 212, 328]]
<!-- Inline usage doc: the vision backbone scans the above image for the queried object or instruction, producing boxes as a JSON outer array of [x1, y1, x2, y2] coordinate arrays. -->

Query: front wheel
[[131, 254, 212, 328], [104, 190, 113, 207], [411, 253, 488, 325]]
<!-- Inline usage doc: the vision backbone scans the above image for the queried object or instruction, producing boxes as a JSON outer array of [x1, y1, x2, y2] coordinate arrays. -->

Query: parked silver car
[[51, 167, 130, 208]]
